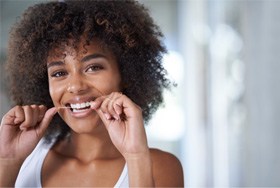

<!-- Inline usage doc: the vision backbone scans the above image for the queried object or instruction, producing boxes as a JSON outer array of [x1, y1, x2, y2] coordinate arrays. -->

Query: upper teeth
[[70, 102, 91, 109]]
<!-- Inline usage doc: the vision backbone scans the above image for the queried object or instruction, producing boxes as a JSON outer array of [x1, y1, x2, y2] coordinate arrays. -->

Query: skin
[[0, 39, 184, 187]]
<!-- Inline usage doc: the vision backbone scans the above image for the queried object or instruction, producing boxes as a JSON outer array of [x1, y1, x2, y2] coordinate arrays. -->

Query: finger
[[108, 95, 124, 120], [19, 105, 48, 131], [107, 99, 120, 120], [30, 105, 40, 126], [111, 94, 126, 121], [13, 106, 25, 125], [103, 92, 123, 119], [113, 93, 142, 119], [36, 107, 57, 137], [20, 106, 36, 129], [100, 97, 110, 112], [94, 108, 111, 129], [37, 105, 48, 122], [100, 97, 112, 119], [90, 96, 105, 110], [91, 92, 123, 121], [113, 102, 123, 116], [112, 93, 123, 116], [1, 106, 25, 126], [90, 96, 113, 120]]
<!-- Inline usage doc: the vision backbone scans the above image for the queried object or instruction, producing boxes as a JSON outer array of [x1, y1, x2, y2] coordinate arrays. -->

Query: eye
[[51, 71, 68, 78], [86, 64, 104, 72]]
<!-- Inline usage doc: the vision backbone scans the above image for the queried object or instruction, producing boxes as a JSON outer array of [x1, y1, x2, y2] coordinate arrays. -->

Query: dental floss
[[56, 106, 71, 109], [56, 90, 124, 121], [56, 89, 105, 110]]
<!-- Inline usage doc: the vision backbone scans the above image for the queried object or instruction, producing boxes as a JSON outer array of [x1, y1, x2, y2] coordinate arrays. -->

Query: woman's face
[[47, 40, 121, 134]]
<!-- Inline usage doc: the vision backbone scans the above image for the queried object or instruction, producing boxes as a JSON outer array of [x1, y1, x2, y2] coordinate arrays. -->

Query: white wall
[[242, 1, 280, 186]]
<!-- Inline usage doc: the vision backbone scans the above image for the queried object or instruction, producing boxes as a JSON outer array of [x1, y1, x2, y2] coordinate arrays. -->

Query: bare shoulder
[[150, 148, 184, 187]]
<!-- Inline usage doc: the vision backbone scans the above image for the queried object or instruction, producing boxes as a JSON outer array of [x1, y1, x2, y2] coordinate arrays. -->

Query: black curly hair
[[6, 0, 170, 141]]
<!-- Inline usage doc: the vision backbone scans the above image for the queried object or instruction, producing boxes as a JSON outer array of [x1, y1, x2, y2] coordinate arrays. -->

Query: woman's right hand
[[0, 105, 57, 163]]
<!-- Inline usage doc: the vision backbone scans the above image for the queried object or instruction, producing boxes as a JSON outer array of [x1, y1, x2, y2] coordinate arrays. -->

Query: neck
[[56, 127, 122, 163]]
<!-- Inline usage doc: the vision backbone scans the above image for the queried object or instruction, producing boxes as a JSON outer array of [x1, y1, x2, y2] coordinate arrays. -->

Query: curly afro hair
[[6, 0, 170, 141]]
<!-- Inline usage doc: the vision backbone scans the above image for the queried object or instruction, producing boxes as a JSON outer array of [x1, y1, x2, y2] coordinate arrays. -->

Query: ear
[[122, 83, 129, 89], [120, 79, 129, 91]]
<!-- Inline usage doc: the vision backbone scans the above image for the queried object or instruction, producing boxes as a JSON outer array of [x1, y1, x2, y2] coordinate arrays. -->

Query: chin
[[66, 118, 105, 135]]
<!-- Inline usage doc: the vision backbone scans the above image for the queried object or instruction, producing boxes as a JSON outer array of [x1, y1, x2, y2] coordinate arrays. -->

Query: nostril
[[66, 78, 89, 94]]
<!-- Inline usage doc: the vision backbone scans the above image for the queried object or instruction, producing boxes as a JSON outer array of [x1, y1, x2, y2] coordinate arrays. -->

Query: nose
[[67, 73, 89, 94]]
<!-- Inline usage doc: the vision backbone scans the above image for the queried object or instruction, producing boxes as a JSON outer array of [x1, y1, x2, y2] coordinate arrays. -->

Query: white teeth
[[70, 101, 91, 110]]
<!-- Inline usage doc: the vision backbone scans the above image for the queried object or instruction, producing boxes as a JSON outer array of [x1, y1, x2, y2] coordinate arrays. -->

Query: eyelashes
[[85, 64, 104, 72], [49, 64, 104, 78], [51, 70, 67, 78]]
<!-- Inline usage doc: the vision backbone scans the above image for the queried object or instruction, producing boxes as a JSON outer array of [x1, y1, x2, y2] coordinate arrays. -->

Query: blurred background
[[1, 0, 280, 187]]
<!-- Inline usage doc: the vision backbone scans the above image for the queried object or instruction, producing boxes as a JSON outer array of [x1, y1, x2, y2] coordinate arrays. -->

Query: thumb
[[36, 107, 57, 137], [95, 108, 111, 130], [91, 98, 111, 130]]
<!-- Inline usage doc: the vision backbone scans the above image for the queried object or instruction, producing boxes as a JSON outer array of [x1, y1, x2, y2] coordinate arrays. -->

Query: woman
[[0, 0, 184, 187]]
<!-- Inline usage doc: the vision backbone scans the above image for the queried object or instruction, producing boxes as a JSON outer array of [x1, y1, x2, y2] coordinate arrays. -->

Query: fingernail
[[113, 115, 119, 120], [104, 113, 111, 120], [116, 109, 122, 115], [20, 126, 27, 131], [91, 101, 97, 109], [14, 118, 21, 124], [49, 107, 58, 115]]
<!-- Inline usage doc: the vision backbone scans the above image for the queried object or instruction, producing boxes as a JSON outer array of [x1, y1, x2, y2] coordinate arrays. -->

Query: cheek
[[103, 72, 122, 92], [49, 81, 64, 104], [110, 68, 122, 88]]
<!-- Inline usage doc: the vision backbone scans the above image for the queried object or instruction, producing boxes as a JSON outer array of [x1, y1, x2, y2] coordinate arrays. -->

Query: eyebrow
[[47, 61, 65, 69], [81, 54, 106, 63], [47, 53, 107, 69]]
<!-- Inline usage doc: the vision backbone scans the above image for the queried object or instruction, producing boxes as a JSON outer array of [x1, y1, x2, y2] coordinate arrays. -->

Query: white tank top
[[15, 139, 129, 187]]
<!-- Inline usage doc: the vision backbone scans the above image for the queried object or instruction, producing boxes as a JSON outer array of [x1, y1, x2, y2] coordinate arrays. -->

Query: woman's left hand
[[90, 92, 149, 158]]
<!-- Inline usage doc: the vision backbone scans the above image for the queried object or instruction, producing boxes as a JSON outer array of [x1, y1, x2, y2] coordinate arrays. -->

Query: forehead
[[47, 39, 113, 62]]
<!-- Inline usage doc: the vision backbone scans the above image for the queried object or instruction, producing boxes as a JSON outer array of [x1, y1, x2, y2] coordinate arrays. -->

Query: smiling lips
[[67, 101, 92, 113]]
